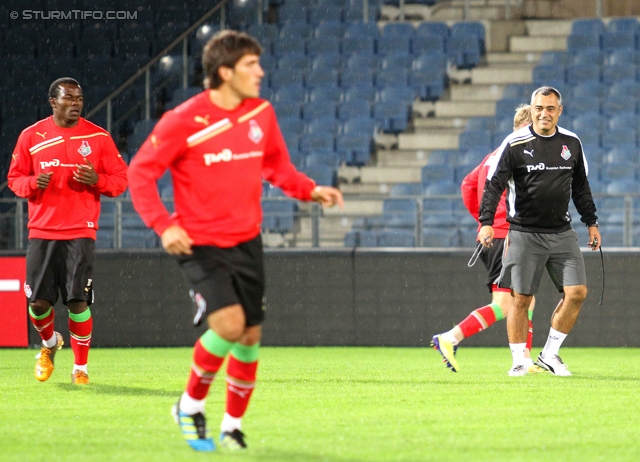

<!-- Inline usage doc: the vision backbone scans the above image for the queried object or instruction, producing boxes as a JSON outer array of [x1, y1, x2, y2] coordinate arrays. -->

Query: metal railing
[[1, 193, 637, 250]]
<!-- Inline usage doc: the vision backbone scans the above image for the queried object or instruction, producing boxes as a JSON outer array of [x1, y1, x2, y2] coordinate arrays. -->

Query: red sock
[[225, 355, 258, 418], [458, 305, 499, 338], [69, 311, 93, 365], [526, 319, 533, 351], [29, 307, 55, 342], [186, 339, 226, 400]]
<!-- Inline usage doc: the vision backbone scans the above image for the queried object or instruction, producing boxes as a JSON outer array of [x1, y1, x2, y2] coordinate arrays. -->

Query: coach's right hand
[[36, 172, 53, 189], [478, 225, 494, 248], [161, 225, 194, 255]]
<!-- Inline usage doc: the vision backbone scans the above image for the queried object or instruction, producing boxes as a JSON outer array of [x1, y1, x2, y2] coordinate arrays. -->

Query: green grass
[[1, 347, 639, 462]]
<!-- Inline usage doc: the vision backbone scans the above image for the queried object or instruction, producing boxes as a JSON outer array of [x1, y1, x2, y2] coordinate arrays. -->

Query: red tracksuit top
[[460, 149, 509, 239], [127, 92, 316, 248], [8, 117, 128, 240]]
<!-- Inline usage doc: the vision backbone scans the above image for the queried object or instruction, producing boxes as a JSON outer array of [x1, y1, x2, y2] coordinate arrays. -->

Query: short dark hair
[[530, 86, 562, 106], [202, 30, 262, 89], [49, 77, 81, 99]]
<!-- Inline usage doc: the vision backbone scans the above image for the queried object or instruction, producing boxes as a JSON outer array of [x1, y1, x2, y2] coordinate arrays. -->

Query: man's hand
[[477, 225, 495, 248], [161, 225, 194, 255], [73, 159, 99, 185], [588, 226, 602, 251], [36, 172, 53, 189], [310, 186, 344, 208]]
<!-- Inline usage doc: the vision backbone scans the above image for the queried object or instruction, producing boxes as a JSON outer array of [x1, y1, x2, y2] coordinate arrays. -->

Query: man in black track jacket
[[477, 86, 602, 377]]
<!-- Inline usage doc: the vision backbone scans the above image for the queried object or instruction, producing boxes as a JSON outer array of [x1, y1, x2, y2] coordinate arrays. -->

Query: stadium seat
[[341, 116, 376, 136], [378, 86, 414, 108], [572, 81, 608, 100], [450, 21, 486, 52], [343, 86, 376, 103], [532, 65, 566, 84], [422, 227, 457, 247], [304, 150, 341, 168], [278, 54, 311, 72], [274, 84, 306, 104], [566, 64, 601, 85], [302, 101, 336, 121], [571, 49, 606, 66], [308, 5, 342, 25], [607, 178, 640, 194], [410, 67, 446, 101], [458, 130, 492, 152], [262, 199, 298, 234], [344, 22, 380, 39], [340, 68, 375, 88], [566, 34, 601, 53], [305, 68, 339, 88], [601, 32, 635, 52], [373, 101, 409, 133], [382, 198, 418, 228], [273, 37, 306, 56], [380, 52, 414, 71], [421, 164, 455, 184], [389, 183, 423, 196], [377, 68, 409, 88], [602, 64, 636, 85], [571, 18, 606, 36], [307, 37, 340, 56], [602, 95, 636, 116], [427, 150, 459, 165], [282, 132, 300, 154], [377, 35, 412, 55], [315, 22, 346, 39], [378, 229, 415, 247], [601, 128, 637, 150], [603, 146, 637, 164], [300, 133, 334, 153], [538, 51, 571, 67], [346, 53, 378, 71], [609, 80, 640, 99], [601, 162, 637, 182], [446, 35, 481, 69], [416, 22, 449, 37], [413, 51, 448, 71], [312, 53, 343, 73], [303, 165, 335, 186], [423, 180, 460, 196], [304, 117, 340, 135], [335, 134, 372, 166], [608, 112, 639, 132], [247, 23, 280, 42], [338, 100, 372, 120], [341, 36, 376, 55], [277, 3, 309, 24], [279, 117, 304, 136], [411, 35, 445, 55], [270, 68, 304, 89], [308, 85, 342, 104], [607, 17, 640, 35]]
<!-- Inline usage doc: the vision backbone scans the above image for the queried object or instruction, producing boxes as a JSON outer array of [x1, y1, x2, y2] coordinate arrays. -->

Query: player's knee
[[29, 299, 51, 316], [67, 300, 88, 314], [241, 327, 261, 346], [566, 285, 588, 302]]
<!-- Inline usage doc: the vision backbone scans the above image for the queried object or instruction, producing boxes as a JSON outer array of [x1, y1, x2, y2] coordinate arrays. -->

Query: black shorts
[[479, 237, 506, 293], [25, 238, 95, 306], [177, 235, 266, 327]]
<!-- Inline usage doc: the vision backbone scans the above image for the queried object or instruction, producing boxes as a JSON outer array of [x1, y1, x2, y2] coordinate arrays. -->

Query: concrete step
[[398, 131, 460, 150], [413, 117, 468, 129], [377, 149, 431, 168], [323, 198, 384, 216], [434, 100, 496, 118], [432, 5, 511, 21], [450, 84, 505, 101], [340, 183, 394, 196], [525, 20, 573, 37], [471, 65, 533, 84], [359, 166, 422, 184], [486, 52, 541, 64], [510, 35, 567, 52]]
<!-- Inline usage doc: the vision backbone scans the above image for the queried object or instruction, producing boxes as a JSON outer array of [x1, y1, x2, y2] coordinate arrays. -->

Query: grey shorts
[[497, 229, 587, 295]]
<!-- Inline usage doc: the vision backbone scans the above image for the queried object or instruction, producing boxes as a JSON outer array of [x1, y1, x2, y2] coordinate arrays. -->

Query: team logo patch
[[561, 145, 571, 160], [77, 140, 92, 157], [24, 283, 32, 298], [248, 120, 263, 143]]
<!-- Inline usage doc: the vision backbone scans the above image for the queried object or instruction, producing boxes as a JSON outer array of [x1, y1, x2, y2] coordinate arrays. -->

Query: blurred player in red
[[128, 31, 343, 452], [431, 104, 542, 375], [8, 77, 128, 385]]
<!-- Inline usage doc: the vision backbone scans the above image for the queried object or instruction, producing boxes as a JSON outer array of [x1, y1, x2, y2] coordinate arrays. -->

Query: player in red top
[[8, 77, 128, 385], [128, 31, 343, 452], [431, 104, 542, 375]]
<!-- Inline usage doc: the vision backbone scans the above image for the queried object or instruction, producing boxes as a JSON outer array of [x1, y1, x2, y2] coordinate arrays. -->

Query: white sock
[[73, 364, 88, 374], [43, 332, 57, 348], [179, 392, 206, 415], [442, 330, 458, 345], [541, 327, 567, 359], [220, 412, 242, 433], [509, 343, 527, 366]]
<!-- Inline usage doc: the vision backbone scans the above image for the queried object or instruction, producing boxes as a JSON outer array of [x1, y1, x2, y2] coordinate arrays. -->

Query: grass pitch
[[1, 346, 639, 462]]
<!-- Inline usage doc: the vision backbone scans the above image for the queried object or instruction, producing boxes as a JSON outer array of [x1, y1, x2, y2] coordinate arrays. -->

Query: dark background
[[10, 248, 628, 348]]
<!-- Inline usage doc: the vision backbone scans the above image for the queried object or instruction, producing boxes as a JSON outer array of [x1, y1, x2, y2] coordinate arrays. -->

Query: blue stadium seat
[[377, 35, 412, 55], [421, 164, 455, 184], [451, 21, 486, 52], [335, 134, 372, 166], [344, 22, 380, 39], [342, 116, 376, 136], [608, 112, 639, 132], [274, 83, 306, 103], [607, 178, 640, 194], [272, 37, 306, 56], [247, 23, 280, 42], [302, 101, 336, 120], [378, 86, 414, 109], [538, 51, 571, 67], [571, 18, 606, 36], [305, 68, 339, 88], [410, 67, 446, 101], [382, 198, 418, 228], [275, 99, 302, 119], [378, 229, 415, 247], [282, 132, 300, 153], [270, 67, 304, 88], [279, 117, 304, 135], [423, 197, 455, 213], [338, 100, 372, 120], [571, 49, 606, 66], [389, 183, 423, 196], [411, 35, 445, 55], [307, 36, 340, 55], [566, 34, 601, 53], [601, 32, 635, 52], [603, 146, 637, 164], [458, 130, 492, 152], [380, 52, 414, 70], [304, 117, 340, 135], [343, 85, 376, 103], [609, 80, 640, 99], [303, 164, 335, 186], [300, 133, 334, 153], [343, 2, 379, 22], [383, 23, 415, 37], [572, 81, 608, 100], [416, 22, 449, 37], [602, 64, 636, 84], [377, 68, 409, 87], [566, 64, 601, 85], [601, 162, 637, 182], [308, 5, 342, 25], [260, 54, 277, 74], [601, 129, 637, 150], [446, 34, 481, 69], [602, 95, 636, 116], [532, 65, 566, 84], [345, 53, 378, 71], [422, 227, 457, 247], [373, 101, 409, 133], [607, 17, 640, 35], [572, 112, 606, 134], [308, 85, 342, 104], [341, 36, 376, 55], [315, 22, 346, 38], [460, 149, 488, 166], [277, 3, 309, 24], [312, 53, 344, 72], [304, 150, 341, 168], [427, 150, 460, 165], [340, 68, 375, 87], [277, 53, 311, 72], [262, 199, 298, 234]]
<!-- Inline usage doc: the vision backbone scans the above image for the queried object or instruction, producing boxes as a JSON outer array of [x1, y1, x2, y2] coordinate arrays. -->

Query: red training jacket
[[8, 117, 128, 240], [460, 149, 509, 239], [127, 92, 316, 248]]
